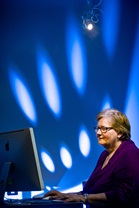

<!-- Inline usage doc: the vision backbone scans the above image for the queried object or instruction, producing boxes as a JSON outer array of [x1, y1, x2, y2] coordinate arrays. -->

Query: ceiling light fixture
[[82, 0, 103, 30]]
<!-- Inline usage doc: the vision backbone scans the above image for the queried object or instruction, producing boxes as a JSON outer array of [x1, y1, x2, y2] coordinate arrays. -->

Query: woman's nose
[[96, 128, 102, 135]]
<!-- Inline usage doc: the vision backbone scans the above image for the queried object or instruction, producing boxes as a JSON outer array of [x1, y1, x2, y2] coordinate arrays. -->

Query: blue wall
[[0, 0, 139, 194]]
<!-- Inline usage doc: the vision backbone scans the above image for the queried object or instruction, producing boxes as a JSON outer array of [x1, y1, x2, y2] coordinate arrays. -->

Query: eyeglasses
[[94, 126, 113, 133]]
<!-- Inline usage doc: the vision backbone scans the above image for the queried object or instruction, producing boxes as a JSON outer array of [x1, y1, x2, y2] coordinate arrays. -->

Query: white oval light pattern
[[37, 50, 62, 119], [66, 15, 87, 95], [60, 146, 72, 169], [42, 63, 61, 116], [79, 126, 90, 157], [9, 69, 37, 125], [71, 41, 84, 91], [41, 151, 55, 173]]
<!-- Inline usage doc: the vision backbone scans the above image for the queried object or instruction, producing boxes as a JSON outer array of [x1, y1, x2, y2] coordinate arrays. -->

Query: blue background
[[1, 0, 139, 195]]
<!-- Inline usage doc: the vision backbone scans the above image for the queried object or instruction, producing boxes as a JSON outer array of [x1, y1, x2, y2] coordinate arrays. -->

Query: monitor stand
[[0, 162, 13, 205]]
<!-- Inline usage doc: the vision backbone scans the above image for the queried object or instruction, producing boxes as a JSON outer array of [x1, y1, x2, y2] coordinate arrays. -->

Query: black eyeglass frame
[[94, 126, 113, 133]]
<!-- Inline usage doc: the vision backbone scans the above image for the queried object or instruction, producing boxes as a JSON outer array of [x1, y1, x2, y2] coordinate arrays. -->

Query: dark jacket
[[83, 140, 139, 208]]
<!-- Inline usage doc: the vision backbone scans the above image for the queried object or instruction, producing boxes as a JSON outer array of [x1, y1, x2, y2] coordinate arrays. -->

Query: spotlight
[[82, 0, 103, 30], [82, 18, 94, 30]]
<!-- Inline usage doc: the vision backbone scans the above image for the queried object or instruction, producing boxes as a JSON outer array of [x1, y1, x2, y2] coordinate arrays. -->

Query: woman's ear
[[117, 133, 123, 139]]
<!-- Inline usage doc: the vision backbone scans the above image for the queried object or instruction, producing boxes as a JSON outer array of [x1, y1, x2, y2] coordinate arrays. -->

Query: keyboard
[[5, 198, 64, 205]]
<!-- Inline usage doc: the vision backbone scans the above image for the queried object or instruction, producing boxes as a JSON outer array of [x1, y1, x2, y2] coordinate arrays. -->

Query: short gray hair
[[96, 108, 131, 140]]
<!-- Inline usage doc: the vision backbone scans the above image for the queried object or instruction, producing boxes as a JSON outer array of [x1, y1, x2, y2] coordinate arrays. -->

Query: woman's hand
[[43, 190, 85, 202], [61, 193, 85, 202], [43, 190, 68, 200]]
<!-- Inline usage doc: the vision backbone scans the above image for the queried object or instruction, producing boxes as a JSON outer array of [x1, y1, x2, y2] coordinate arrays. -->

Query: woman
[[43, 108, 139, 208]]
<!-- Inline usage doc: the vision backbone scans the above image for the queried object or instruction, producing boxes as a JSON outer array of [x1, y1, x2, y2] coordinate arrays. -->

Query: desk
[[0, 202, 84, 208]]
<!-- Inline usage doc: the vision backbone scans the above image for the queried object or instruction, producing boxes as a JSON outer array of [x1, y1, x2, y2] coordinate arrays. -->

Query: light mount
[[82, 0, 103, 30]]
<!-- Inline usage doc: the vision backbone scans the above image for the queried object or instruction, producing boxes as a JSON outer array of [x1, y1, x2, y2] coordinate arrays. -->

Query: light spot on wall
[[66, 15, 87, 95], [79, 126, 91, 157], [37, 49, 62, 119], [9, 69, 37, 125], [41, 151, 55, 173], [60, 146, 72, 169], [102, 0, 120, 59], [125, 18, 139, 147]]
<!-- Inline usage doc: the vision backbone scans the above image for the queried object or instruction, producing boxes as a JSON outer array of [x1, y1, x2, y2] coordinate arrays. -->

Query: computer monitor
[[0, 127, 44, 204]]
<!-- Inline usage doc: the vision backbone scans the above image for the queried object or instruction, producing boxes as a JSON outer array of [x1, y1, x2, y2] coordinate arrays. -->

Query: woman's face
[[96, 117, 122, 149]]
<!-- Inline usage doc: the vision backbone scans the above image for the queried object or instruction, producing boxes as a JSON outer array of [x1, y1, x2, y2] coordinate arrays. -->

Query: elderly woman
[[43, 108, 139, 208]]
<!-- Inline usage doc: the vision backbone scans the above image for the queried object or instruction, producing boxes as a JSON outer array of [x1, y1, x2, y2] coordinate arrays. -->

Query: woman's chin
[[98, 140, 106, 146]]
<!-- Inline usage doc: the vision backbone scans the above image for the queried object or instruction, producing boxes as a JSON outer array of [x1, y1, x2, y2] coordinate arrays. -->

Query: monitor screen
[[0, 128, 44, 200]]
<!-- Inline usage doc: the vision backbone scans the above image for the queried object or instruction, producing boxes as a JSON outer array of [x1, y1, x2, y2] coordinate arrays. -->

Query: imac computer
[[0, 127, 44, 205]]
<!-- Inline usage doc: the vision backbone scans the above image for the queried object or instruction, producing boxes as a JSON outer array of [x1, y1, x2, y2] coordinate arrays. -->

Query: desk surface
[[0, 202, 84, 208]]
